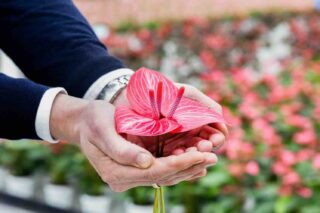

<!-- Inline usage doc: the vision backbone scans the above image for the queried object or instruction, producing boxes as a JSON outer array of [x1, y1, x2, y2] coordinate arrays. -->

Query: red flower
[[115, 67, 225, 136]]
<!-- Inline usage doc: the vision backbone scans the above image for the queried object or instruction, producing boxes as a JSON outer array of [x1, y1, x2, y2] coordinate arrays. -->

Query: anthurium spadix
[[115, 67, 226, 136]]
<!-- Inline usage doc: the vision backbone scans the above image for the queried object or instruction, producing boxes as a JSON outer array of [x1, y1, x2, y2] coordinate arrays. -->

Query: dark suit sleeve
[[0, 0, 125, 98], [0, 73, 49, 139]]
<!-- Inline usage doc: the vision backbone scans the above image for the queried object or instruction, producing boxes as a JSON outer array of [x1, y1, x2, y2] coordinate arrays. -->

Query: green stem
[[154, 135, 167, 213], [158, 188, 161, 213], [153, 188, 158, 213], [160, 187, 166, 213]]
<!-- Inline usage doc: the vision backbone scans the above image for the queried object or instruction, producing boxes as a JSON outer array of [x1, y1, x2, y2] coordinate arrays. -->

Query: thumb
[[104, 133, 154, 169]]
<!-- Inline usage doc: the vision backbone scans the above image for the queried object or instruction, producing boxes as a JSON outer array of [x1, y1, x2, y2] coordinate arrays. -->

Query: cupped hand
[[50, 94, 218, 191], [81, 138, 217, 192], [113, 83, 228, 156]]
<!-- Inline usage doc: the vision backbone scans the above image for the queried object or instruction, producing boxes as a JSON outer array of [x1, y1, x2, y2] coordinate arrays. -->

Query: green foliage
[[127, 187, 154, 205], [1, 140, 50, 176], [305, 69, 320, 85], [143, 21, 161, 30], [72, 153, 106, 196], [47, 144, 78, 185], [0, 142, 5, 165], [116, 21, 139, 33]]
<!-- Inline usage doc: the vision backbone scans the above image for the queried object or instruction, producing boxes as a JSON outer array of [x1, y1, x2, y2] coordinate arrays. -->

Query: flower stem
[[160, 187, 166, 213], [153, 188, 158, 213], [154, 136, 166, 213]]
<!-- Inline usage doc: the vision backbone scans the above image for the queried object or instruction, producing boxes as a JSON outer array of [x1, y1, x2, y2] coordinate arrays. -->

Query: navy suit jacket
[[0, 0, 125, 139]]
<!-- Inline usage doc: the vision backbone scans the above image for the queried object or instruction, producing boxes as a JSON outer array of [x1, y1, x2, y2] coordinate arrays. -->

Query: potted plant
[[1, 140, 49, 199], [0, 141, 7, 190], [167, 183, 187, 213], [43, 143, 77, 209], [73, 153, 111, 213], [126, 187, 154, 213]]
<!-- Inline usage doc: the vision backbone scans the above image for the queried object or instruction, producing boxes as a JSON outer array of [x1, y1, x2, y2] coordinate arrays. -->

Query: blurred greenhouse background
[[1, 0, 320, 213]]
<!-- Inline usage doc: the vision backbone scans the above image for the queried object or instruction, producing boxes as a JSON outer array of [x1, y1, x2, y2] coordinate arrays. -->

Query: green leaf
[[274, 196, 291, 213]]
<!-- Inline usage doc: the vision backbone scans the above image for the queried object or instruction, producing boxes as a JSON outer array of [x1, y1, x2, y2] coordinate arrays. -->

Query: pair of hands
[[50, 84, 227, 192]]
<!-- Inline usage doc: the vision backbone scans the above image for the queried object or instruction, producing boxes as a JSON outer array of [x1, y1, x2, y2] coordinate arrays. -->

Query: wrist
[[112, 88, 128, 107], [50, 94, 88, 143]]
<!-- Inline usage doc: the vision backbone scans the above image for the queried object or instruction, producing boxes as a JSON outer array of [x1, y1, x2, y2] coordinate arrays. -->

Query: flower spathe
[[115, 67, 225, 136]]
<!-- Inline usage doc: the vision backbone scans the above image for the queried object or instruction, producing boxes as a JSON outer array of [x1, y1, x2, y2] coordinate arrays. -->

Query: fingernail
[[137, 153, 152, 168], [206, 154, 218, 164]]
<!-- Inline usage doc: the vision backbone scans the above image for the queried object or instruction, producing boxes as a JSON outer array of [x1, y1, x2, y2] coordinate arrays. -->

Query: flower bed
[[103, 12, 320, 212], [1, 12, 320, 213]]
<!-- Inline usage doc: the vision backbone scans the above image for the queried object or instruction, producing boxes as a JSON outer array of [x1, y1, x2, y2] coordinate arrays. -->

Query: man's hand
[[171, 83, 228, 154], [113, 83, 228, 156], [49, 94, 218, 191]]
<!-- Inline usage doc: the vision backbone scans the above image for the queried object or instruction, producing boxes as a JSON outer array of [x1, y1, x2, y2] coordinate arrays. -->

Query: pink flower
[[228, 163, 244, 177], [312, 154, 320, 170], [283, 172, 300, 186], [297, 187, 312, 198], [293, 129, 316, 145], [245, 161, 260, 176], [222, 108, 241, 127], [115, 67, 225, 136], [253, 120, 281, 145], [296, 149, 313, 162], [201, 70, 226, 83], [200, 50, 217, 70], [286, 115, 311, 129], [281, 150, 296, 166], [314, 99, 320, 120], [272, 162, 290, 176], [204, 34, 229, 50]]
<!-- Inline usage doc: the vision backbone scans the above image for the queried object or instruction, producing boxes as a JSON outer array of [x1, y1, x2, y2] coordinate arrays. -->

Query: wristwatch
[[97, 74, 131, 103]]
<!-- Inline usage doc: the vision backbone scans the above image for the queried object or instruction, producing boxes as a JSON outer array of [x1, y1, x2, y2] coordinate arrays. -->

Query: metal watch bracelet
[[97, 74, 131, 103]]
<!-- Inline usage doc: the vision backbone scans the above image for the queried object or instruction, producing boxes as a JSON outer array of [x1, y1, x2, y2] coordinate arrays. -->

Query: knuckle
[[90, 120, 103, 139], [112, 146, 124, 157], [198, 170, 207, 178]]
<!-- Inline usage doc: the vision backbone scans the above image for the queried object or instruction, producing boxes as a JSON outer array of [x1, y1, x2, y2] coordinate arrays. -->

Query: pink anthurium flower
[[115, 67, 226, 136]]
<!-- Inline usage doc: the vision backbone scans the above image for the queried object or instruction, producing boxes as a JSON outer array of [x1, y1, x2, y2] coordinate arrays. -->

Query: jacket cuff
[[35, 87, 67, 143]]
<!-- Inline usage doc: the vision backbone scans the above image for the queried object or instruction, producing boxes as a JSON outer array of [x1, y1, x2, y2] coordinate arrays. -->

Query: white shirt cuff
[[83, 68, 134, 100], [35, 88, 67, 143]]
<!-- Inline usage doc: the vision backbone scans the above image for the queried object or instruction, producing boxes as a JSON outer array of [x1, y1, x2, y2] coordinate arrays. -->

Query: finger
[[102, 132, 154, 169], [185, 137, 203, 147], [199, 126, 225, 149], [184, 137, 213, 152], [197, 140, 213, 152], [159, 153, 217, 185], [172, 147, 185, 155], [105, 151, 206, 185], [159, 164, 207, 186], [210, 123, 229, 136], [187, 169, 207, 182], [176, 83, 222, 113], [151, 151, 206, 178], [186, 147, 197, 152], [170, 153, 216, 180], [106, 152, 216, 190], [114, 167, 209, 191]]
